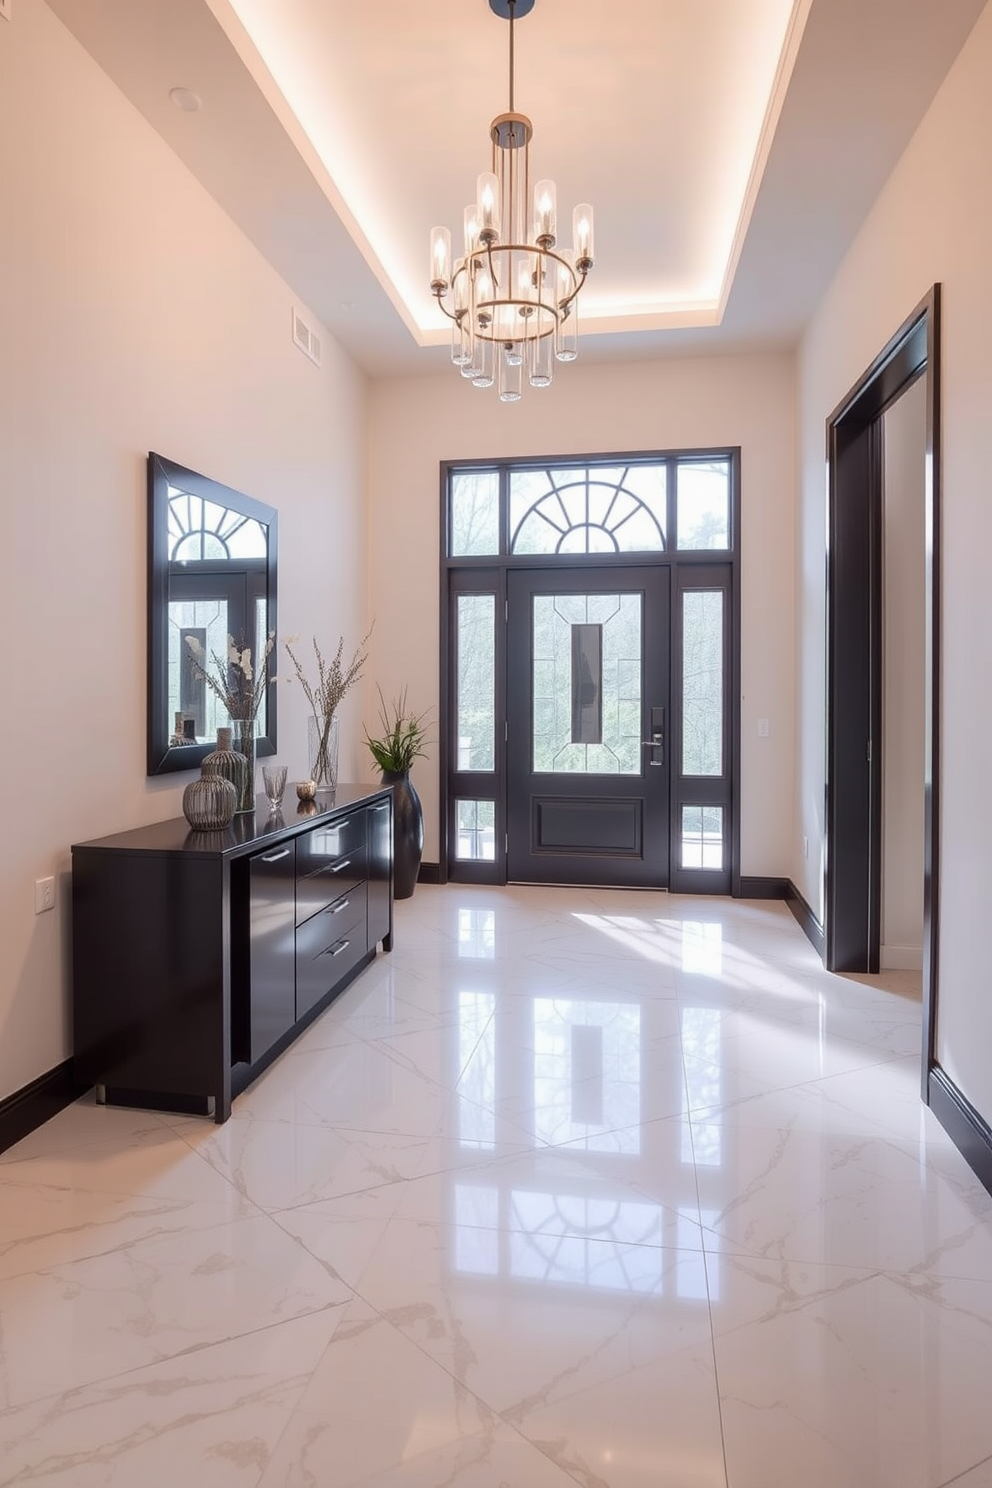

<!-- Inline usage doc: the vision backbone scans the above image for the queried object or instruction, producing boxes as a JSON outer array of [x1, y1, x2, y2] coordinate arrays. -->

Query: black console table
[[72, 784, 393, 1122]]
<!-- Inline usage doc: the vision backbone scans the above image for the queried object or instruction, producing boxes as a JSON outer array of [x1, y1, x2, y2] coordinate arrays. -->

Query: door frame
[[438, 448, 742, 894], [824, 286, 941, 1077]]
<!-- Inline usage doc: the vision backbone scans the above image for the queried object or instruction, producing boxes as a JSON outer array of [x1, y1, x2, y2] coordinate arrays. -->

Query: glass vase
[[230, 719, 259, 813], [308, 713, 340, 794]]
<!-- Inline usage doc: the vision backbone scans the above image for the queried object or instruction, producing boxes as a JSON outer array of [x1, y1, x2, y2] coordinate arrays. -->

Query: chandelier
[[429, 0, 594, 400]]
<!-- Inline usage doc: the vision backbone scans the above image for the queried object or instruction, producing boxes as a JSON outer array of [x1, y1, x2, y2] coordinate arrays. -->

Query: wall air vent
[[292, 308, 322, 368]]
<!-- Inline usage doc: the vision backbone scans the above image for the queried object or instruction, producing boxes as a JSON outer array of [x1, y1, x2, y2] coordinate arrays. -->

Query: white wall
[[796, 2, 992, 1117], [0, 0, 368, 1103], [881, 378, 926, 970], [367, 353, 797, 872]]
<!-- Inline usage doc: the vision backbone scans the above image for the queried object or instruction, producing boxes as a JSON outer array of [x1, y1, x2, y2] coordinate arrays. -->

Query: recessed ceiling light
[[169, 87, 202, 113]]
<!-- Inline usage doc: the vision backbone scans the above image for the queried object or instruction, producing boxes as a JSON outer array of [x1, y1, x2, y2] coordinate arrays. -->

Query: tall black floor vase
[[382, 770, 424, 899]]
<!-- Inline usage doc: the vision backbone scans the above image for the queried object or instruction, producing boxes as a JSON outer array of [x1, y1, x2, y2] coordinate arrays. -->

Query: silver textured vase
[[202, 726, 251, 814], [182, 773, 238, 829]]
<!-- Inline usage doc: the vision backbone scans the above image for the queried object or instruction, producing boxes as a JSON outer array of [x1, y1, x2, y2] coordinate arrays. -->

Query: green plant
[[364, 688, 431, 774]]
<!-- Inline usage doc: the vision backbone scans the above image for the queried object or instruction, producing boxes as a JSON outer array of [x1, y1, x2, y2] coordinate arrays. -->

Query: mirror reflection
[[147, 453, 278, 775]]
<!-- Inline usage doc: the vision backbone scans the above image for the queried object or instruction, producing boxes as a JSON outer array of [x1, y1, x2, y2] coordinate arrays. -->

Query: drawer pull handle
[[330, 858, 352, 873], [323, 939, 351, 958], [329, 898, 350, 915], [371, 802, 389, 813], [260, 847, 291, 864], [333, 818, 352, 830]]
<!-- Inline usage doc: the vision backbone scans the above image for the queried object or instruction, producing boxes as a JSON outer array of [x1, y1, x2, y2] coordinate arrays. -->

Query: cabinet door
[[240, 840, 297, 1063], [367, 796, 393, 950]]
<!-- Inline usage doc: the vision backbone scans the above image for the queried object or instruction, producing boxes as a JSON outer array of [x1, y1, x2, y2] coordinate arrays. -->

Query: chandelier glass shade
[[429, 0, 594, 400]]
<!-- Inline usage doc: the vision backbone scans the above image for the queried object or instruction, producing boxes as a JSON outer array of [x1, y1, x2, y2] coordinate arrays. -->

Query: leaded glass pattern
[[532, 594, 641, 774], [510, 464, 667, 555], [168, 488, 267, 562]]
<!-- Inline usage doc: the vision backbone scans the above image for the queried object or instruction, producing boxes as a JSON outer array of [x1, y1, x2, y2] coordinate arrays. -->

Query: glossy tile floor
[[3, 886, 992, 1487]]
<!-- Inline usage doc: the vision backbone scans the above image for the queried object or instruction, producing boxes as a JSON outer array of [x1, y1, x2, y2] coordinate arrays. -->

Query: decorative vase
[[182, 773, 238, 830], [230, 719, 259, 813], [309, 714, 340, 794], [201, 726, 250, 812], [382, 769, 424, 899]]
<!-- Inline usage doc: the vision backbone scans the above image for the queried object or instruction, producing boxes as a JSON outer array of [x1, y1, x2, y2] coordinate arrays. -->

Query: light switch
[[757, 718, 770, 737]]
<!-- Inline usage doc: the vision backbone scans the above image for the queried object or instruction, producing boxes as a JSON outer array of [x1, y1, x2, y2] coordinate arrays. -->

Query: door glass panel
[[533, 594, 641, 774], [681, 805, 724, 868], [682, 590, 723, 775], [571, 624, 603, 743], [456, 594, 496, 770], [677, 461, 730, 549], [451, 469, 500, 555], [455, 799, 496, 859]]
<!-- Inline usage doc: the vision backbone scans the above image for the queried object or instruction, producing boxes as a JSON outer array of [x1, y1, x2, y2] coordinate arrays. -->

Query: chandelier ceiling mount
[[429, 0, 595, 400]]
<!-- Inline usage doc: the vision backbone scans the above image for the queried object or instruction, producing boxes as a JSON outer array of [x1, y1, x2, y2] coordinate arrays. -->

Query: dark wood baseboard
[[738, 876, 789, 899], [785, 879, 825, 958], [928, 1065, 992, 1198], [0, 1059, 77, 1156], [418, 862, 441, 885]]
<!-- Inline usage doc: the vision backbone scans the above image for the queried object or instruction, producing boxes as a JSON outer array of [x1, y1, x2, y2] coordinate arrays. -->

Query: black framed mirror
[[147, 453, 278, 775]]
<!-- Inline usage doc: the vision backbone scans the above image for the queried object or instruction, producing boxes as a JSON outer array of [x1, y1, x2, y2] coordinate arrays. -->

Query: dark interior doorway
[[824, 286, 941, 1069]]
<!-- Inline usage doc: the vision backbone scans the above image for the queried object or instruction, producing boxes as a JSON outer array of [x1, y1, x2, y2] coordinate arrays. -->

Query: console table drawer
[[296, 845, 367, 924], [296, 884, 368, 1016], [296, 812, 367, 875]]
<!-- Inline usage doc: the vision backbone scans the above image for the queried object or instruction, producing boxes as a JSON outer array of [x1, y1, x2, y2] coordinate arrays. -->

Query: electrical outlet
[[758, 718, 770, 738], [35, 876, 55, 914], [0, 2, 11, 23]]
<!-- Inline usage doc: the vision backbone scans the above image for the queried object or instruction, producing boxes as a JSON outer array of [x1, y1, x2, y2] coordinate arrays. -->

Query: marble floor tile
[[256, 1299, 582, 1488], [1, 885, 989, 1486], [178, 1115, 435, 1213], [0, 1309, 343, 1488], [0, 1210, 350, 1409], [711, 1255, 992, 1488]]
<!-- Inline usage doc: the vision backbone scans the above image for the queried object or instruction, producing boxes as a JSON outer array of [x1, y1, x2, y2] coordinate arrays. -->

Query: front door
[[506, 566, 671, 887]]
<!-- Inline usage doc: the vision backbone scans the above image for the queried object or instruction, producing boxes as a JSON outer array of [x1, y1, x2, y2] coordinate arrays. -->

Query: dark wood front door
[[506, 566, 671, 887]]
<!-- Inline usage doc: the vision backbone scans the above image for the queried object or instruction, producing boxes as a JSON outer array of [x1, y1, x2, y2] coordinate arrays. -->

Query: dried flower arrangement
[[284, 629, 372, 785], [185, 631, 276, 727]]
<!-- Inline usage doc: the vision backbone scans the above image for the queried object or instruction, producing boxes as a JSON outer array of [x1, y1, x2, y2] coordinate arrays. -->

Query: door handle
[[642, 707, 665, 767]]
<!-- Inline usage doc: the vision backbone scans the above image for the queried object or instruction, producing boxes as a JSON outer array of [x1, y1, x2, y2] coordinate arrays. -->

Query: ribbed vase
[[202, 726, 252, 814], [182, 773, 238, 830]]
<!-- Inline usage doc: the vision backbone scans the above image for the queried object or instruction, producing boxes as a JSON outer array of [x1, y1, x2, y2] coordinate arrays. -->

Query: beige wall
[[368, 353, 797, 872], [796, 3, 992, 1115], [0, 0, 368, 1102]]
